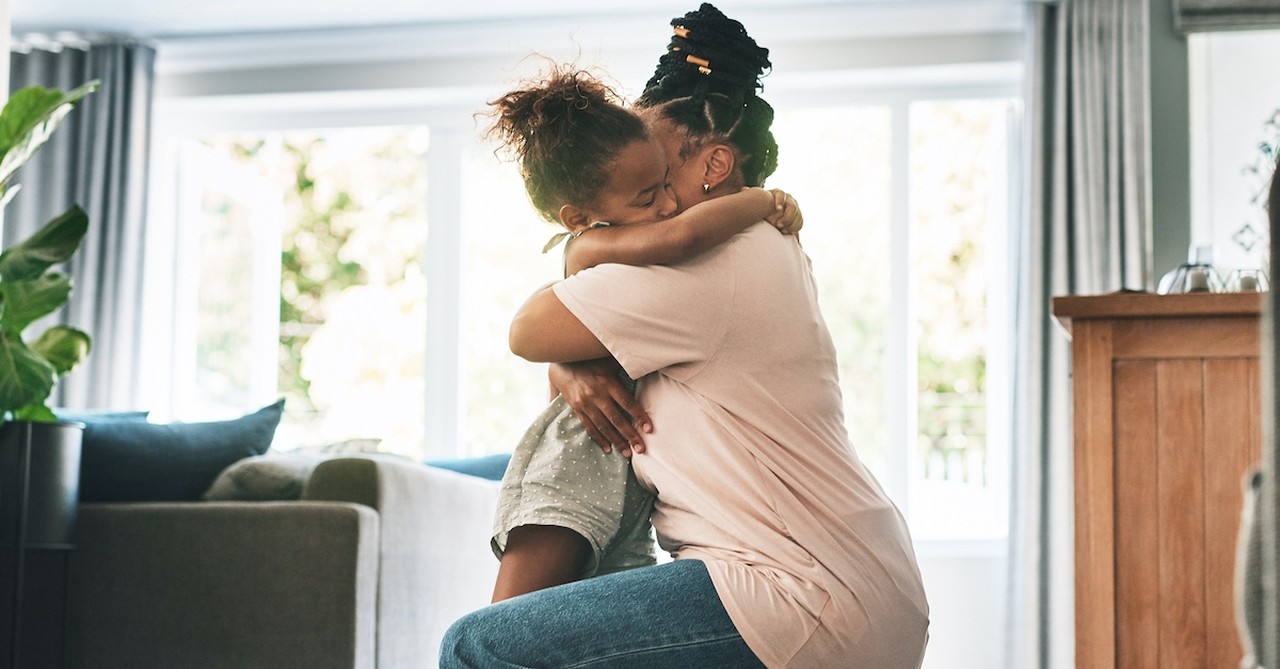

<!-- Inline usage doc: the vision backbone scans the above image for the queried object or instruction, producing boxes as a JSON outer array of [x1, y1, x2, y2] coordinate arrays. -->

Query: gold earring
[[702, 183, 711, 194]]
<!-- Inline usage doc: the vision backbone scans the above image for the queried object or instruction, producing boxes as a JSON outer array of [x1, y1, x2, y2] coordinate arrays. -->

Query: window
[[160, 96, 1018, 541], [148, 21, 1020, 545]]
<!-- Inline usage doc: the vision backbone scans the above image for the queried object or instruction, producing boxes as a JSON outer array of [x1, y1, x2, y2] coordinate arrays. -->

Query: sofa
[[67, 454, 504, 669]]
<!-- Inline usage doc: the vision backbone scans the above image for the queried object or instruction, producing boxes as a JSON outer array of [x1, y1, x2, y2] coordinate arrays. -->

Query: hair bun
[[484, 63, 649, 223], [642, 2, 771, 100], [636, 5, 779, 187]]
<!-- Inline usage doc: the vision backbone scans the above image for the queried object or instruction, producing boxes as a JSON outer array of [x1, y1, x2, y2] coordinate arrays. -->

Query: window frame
[[143, 31, 1022, 551]]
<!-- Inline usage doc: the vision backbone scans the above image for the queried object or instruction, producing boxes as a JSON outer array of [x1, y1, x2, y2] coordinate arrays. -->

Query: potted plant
[[0, 80, 99, 666]]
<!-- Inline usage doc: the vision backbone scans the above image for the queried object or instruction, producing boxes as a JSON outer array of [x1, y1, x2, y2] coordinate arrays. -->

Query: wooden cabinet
[[1053, 293, 1264, 669]]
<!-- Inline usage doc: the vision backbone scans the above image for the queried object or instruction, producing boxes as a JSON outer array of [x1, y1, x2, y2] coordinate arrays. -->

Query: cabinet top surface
[[1052, 292, 1262, 321], [1052, 292, 1263, 339]]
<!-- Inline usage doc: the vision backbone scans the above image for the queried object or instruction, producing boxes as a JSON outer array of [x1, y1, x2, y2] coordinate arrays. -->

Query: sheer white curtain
[[1006, 1, 1150, 666]]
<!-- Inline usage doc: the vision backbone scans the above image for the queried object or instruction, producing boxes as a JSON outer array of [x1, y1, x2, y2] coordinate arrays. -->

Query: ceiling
[[10, 0, 916, 38]]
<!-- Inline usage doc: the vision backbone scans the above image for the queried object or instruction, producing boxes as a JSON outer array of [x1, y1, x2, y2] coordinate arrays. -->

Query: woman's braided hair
[[486, 64, 649, 224], [635, 3, 778, 187]]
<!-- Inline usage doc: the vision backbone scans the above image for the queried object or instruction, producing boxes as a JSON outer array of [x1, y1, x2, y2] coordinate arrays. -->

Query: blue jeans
[[439, 559, 766, 668]]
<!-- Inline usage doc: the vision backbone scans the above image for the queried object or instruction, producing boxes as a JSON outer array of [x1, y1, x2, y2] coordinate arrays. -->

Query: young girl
[[484, 64, 800, 602]]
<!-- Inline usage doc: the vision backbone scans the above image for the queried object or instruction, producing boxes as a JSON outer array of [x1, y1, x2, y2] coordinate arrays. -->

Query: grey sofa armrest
[[70, 501, 378, 669], [304, 457, 500, 668]]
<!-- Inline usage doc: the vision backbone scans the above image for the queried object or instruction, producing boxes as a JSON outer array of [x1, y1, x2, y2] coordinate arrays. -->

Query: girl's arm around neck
[[564, 187, 775, 275]]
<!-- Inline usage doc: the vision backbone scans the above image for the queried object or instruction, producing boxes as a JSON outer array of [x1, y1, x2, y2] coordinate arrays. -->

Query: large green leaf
[[0, 205, 88, 282], [29, 325, 91, 375], [0, 82, 100, 190], [12, 402, 57, 422], [0, 273, 72, 334], [0, 331, 56, 412]]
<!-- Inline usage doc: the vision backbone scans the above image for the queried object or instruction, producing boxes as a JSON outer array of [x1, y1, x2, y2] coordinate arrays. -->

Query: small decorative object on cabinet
[[1052, 292, 1263, 669]]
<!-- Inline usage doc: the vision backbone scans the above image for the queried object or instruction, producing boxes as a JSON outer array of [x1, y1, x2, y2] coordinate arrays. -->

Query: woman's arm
[[565, 187, 784, 275]]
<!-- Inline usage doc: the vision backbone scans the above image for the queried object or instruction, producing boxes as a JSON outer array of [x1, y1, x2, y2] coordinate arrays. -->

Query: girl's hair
[[486, 64, 650, 224], [635, 3, 777, 187]]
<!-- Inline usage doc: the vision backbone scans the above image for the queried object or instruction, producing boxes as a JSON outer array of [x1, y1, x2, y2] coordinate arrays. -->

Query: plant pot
[[0, 420, 84, 669]]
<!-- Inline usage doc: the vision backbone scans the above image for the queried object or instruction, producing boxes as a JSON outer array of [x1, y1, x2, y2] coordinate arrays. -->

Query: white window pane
[[176, 142, 283, 420], [772, 106, 893, 479], [195, 190, 266, 407], [459, 148, 563, 456], [908, 98, 1013, 540]]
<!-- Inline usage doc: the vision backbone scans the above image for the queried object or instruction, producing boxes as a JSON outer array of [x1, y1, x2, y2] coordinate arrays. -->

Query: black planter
[[0, 420, 83, 669]]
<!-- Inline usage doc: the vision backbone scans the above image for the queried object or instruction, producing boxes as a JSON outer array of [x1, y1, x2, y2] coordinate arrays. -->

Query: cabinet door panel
[[1155, 360, 1208, 669], [1202, 358, 1258, 666], [1114, 360, 1159, 668]]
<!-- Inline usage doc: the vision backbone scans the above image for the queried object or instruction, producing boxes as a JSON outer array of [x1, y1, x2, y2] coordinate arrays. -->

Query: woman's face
[[584, 138, 677, 226]]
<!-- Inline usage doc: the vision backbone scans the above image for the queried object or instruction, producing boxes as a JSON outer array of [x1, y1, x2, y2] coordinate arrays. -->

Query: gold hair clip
[[673, 25, 690, 38], [685, 54, 711, 75]]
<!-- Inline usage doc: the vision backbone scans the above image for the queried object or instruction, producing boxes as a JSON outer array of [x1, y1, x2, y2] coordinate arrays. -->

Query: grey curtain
[[6, 39, 156, 410], [1174, 0, 1280, 31], [1006, 0, 1150, 667]]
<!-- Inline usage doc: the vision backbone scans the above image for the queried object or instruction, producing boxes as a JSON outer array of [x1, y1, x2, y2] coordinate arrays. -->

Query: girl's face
[[583, 138, 677, 227], [648, 118, 715, 216]]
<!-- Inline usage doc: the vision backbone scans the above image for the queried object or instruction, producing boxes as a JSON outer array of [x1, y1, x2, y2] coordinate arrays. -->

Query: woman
[[440, 5, 928, 668]]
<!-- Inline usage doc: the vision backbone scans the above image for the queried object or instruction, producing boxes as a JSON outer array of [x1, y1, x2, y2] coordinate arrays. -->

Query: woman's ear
[[558, 204, 593, 234], [702, 144, 737, 192]]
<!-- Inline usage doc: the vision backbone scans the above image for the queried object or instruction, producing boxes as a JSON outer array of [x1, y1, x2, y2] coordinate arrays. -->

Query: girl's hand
[[550, 359, 652, 457], [764, 189, 803, 235]]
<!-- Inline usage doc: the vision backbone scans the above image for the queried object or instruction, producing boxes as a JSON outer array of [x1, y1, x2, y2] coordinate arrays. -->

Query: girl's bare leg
[[492, 525, 591, 602]]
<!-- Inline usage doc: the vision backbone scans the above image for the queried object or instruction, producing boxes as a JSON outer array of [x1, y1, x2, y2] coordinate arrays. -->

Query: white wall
[[919, 544, 1008, 669]]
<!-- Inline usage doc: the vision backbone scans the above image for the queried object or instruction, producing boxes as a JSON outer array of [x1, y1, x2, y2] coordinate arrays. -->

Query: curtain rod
[[11, 32, 157, 53]]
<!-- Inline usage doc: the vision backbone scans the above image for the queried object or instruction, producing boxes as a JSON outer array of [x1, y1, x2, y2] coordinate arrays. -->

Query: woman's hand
[[764, 189, 803, 235], [550, 359, 652, 457]]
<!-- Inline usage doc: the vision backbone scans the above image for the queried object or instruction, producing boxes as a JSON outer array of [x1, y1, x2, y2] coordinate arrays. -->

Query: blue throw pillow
[[54, 409, 151, 424], [424, 452, 512, 481], [78, 400, 285, 503]]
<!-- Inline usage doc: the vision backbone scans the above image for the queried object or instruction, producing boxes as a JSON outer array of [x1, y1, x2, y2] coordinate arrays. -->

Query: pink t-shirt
[[554, 223, 929, 668]]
